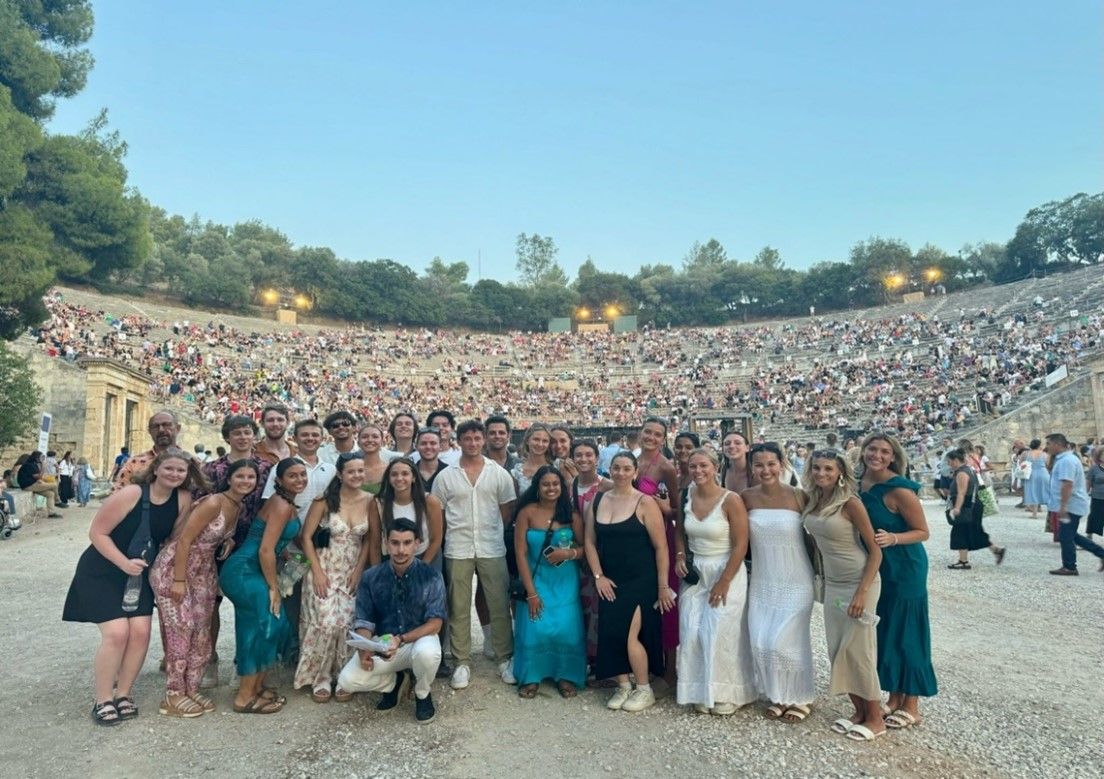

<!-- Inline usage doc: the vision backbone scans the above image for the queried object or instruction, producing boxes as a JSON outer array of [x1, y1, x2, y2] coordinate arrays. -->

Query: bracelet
[[891, 533, 899, 546], [675, 552, 685, 558], [526, 594, 539, 601]]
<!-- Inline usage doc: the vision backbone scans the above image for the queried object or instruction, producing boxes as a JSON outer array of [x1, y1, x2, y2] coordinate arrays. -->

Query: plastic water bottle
[[835, 598, 880, 627], [277, 551, 311, 597], [121, 539, 154, 612]]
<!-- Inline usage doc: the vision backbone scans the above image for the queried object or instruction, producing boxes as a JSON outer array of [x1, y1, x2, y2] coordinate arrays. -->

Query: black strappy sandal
[[92, 701, 120, 726], [114, 696, 138, 720], [947, 561, 971, 569]]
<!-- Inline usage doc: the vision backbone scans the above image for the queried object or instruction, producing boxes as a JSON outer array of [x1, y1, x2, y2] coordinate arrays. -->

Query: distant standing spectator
[[1087, 448, 1104, 545], [945, 449, 1006, 569], [110, 446, 130, 482], [58, 451, 75, 505], [75, 456, 96, 507], [1021, 439, 1049, 521], [1046, 434, 1104, 576]]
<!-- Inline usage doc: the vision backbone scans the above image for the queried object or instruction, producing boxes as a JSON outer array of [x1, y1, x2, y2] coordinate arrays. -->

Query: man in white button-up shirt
[[431, 419, 516, 690]]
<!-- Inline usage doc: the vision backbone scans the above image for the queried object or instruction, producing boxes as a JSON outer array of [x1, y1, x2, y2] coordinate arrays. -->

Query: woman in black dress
[[584, 452, 675, 714], [63, 448, 206, 725], [945, 449, 1005, 570]]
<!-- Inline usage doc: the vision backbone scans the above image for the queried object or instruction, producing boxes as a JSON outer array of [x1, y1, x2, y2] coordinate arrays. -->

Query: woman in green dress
[[219, 457, 306, 714], [857, 433, 937, 730]]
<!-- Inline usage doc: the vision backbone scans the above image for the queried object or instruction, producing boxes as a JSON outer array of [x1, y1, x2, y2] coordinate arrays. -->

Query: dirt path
[[1, 498, 1100, 778]]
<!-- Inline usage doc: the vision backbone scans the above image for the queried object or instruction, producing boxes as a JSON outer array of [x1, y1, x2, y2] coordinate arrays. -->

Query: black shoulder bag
[[508, 518, 557, 602], [120, 485, 153, 612]]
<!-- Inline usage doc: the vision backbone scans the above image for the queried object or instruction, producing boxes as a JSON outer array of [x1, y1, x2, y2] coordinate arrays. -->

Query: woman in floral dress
[[151, 459, 257, 716], [294, 453, 371, 701]]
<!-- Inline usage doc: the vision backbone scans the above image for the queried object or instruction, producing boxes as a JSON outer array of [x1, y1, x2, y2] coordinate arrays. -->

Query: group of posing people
[[62, 404, 946, 741]]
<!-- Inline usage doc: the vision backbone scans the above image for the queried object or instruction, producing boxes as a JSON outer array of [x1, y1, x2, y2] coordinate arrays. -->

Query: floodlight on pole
[[604, 304, 620, 320], [576, 307, 590, 321]]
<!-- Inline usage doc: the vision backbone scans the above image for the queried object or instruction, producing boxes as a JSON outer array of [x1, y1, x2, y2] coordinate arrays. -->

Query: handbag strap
[[124, 484, 153, 560]]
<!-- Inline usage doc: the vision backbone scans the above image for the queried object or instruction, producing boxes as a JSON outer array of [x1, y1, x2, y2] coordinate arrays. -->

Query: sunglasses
[[328, 420, 354, 429]]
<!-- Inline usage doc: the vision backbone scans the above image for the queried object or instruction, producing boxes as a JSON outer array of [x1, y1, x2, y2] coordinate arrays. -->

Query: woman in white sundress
[[742, 442, 815, 724], [674, 448, 756, 715]]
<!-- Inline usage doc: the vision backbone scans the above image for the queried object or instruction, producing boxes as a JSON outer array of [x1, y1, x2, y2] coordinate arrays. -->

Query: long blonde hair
[[519, 423, 554, 463], [133, 447, 211, 493], [800, 449, 857, 519]]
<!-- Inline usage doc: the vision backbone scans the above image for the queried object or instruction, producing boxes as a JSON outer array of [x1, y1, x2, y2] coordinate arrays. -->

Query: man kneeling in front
[[338, 518, 445, 723]]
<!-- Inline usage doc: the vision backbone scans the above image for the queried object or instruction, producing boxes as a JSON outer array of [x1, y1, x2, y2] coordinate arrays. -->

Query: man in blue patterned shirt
[[338, 519, 446, 722]]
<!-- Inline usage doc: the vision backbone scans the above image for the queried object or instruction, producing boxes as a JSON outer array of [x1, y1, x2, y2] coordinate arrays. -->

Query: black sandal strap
[[92, 701, 120, 722], [114, 696, 138, 716]]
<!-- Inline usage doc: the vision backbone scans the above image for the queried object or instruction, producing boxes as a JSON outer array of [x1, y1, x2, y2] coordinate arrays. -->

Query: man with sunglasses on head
[[319, 410, 359, 466]]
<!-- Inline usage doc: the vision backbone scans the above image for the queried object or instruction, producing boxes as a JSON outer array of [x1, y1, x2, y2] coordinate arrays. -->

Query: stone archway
[[79, 358, 152, 478]]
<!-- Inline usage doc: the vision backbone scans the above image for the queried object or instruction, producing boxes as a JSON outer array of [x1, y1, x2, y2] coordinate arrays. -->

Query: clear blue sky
[[49, 1, 1103, 282]]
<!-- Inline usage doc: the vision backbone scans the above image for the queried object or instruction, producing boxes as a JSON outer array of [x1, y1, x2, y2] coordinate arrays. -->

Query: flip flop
[[765, 703, 787, 720], [830, 718, 854, 734], [846, 724, 886, 741], [233, 694, 283, 714], [518, 684, 539, 699]]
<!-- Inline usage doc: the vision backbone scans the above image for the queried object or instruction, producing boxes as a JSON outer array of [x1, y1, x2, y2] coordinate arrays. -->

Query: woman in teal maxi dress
[[858, 434, 937, 730], [220, 458, 306, 713], [512, 466, 587, 697]]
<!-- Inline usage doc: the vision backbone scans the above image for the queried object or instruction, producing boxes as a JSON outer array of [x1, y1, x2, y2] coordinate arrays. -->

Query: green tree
[[798, 261, 860, 312], [753, 245, 784, 271], [0, 3, 149, 335], [515, 233, 566, 286], [848, 237, 912, 300], [958, 242, 1005, 281], [0, 0, 94, 121], [1000, 193, 1104, 281], [0, 204, 53, 338], [0, 342, 42, 448], [574, 258, 638, 314], [682, 238, 728, 273]]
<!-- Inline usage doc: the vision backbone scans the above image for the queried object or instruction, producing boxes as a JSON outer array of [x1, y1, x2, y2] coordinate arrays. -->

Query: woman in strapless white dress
[[742, 442, 815, 723], [674, 448, 756, 714]]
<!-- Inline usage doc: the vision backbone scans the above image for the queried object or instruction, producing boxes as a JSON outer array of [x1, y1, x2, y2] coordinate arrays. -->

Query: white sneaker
[[607, 686, 632, 710], [621, 687, 656, 712], [711, 702, 737, 716], [450, 664, 471, 690], [499, 658, 516, 685]]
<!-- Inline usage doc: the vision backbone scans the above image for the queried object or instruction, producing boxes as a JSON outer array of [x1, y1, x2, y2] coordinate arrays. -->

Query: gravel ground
[[2, 496, 1101, 779]]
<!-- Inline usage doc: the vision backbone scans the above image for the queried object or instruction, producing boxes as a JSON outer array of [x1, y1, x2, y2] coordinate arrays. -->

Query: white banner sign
[[1045, 364, 1068, 388]]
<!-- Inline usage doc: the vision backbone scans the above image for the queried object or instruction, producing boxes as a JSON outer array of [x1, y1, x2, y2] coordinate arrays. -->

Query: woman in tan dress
[[801, 449, 885, 741], [295, 453, 370, 701]]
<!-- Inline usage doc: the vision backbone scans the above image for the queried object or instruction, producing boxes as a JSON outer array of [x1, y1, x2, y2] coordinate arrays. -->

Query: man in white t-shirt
[[431, 419, 516, 690], [262, 419, 336, 519]]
